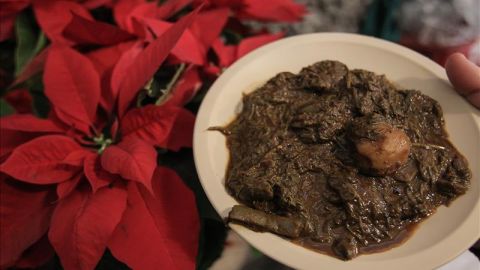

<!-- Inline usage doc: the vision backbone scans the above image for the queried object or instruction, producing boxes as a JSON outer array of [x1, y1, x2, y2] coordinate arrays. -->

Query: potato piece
[[351, 116, 411, 175]]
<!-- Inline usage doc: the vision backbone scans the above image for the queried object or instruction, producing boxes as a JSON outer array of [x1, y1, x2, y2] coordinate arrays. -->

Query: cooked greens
[[216, 61, 471, 260]]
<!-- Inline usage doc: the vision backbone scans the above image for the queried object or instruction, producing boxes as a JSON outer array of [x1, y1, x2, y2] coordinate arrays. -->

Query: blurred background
[[254, 0, 480, 66], [212, 0, 479, 269]]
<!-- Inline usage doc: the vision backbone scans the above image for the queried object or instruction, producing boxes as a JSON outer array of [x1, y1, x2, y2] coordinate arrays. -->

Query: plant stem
[[97, 139, 112, 154], [155, 63, 186, 105], [412, 143, 446, 150]]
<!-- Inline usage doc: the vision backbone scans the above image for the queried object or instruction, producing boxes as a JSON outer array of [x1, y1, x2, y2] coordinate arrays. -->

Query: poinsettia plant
[[0, 0, 305, 269]]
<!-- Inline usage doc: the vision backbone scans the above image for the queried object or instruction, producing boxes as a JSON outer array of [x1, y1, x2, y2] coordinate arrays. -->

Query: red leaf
[[0, 135, 83, 184], [120, 104, 184, 146], [109, 168, 199, 270], [117, 6, 203, 116], [0, 130, 40, 158], [0, 0, 30, 17], [81, 0, 113, 9], [164, 66, 202, 106], [14, 234, 55, 269], [88, 42, 135, 76], [190, 7, 230, 49], [124, 0, 192, 31], [63, 13, 135, 46], [0, 114, 64, 133], [237, 32, 284, 58], [113, 0, 144, 31], [143, 18, 205, 65], [138, 167, 198, 266], [97, 78, 115, 112], [124, 2, 158, 32], [101, 138, 156, 192], [44, 112, 87, 140], [49, 183, 127, 270], [110, 41, 144, 110], [158, 108, 195, 151], [154, 0, 193, 19], [87, 42, 135, 111], [3, 89, 33, 114], [130, 17, 148, 37], [211, 32, 283, 67], [0, 178, 56, 268], [0, 0, 29, 41], [62, 149, 91, 167], [239, 0, 306, 22], [202, 62, 222, 77], [44, 45, 101, 128], [11, 47, 49, 87], [33, 1, 93, 44], [52, 107, 93, 137], [0, 14, 15, 42], [212, 38, 237, 67], [192, 0, 243, 8], [110, 118, 119, 139], [84, 153, 116, 193], [57, 173, 83, 199]]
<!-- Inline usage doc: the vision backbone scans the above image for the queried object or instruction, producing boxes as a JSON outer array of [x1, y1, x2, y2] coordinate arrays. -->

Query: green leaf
[[33, 33, 47, 56], [15, 12, 47, 75], [0, 99, 15, 116], [0, 41, 15, 93], [26, 74, 50, 118]]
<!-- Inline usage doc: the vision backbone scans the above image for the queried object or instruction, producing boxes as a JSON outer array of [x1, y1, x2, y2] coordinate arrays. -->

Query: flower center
[[93, 134, 113, 154]]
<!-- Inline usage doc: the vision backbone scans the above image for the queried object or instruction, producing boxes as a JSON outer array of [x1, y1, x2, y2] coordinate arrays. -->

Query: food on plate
[[212, 60, 471, 260]]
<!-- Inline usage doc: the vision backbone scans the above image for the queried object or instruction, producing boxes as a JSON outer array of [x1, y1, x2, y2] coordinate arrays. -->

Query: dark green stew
[[213, 61, 471, 260]]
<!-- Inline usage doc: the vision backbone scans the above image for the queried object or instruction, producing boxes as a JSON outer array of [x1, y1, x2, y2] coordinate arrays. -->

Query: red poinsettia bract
[[0, 8, 201, 270]]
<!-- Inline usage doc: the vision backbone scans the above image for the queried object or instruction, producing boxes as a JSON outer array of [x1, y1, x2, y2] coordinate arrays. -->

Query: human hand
[[445, 53, 480, 109]]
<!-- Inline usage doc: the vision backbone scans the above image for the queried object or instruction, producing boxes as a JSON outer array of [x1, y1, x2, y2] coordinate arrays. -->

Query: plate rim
[[193, 32, 480, 270]]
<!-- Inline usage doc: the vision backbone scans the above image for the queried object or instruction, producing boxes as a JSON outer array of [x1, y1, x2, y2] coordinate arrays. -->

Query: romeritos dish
[[193, 33, 480, 270]]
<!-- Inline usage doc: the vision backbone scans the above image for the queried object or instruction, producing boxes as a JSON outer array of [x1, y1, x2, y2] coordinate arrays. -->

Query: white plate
[[193, 33, 480, 270]]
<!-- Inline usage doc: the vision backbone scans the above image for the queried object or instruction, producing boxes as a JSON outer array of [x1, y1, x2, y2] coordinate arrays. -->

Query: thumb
[[445, 53, 480, 109]]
